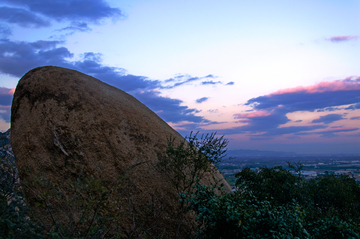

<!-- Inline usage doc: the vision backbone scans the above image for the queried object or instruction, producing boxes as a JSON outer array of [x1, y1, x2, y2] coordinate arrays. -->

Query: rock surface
[[11, 66, 231, 237]]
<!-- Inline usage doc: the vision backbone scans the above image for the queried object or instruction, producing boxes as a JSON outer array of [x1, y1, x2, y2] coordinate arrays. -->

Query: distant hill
[[226, 149, 297, 158]]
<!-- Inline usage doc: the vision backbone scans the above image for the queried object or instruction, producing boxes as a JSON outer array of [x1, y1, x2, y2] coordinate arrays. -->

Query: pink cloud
[[350, 117, 360, 120], [325, 36, 358, 42], [0, 87, 15, 95], [235, 119, 250, 123], [0, 105, 11, 112], [234, 110, 271, 119], [271, 76, 360, 95]]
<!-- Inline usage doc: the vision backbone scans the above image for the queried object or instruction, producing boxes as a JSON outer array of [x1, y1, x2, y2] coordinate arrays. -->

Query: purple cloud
[[346, 103, 360, 110], [0, 6, 50, 28], [0, 87, 14, 122], [133, 90, 205, 124], [164, 76, 202, 89], [205, 74, 216, 78], [350, 117, 360, 120], [196, 97, 209, 104], [0, 39, 73, 77], [297, 128, 359, 138], [0, 39, 212, 125], [260, 125, 327, 137], [0, 87, 13, 106], [316, 106, 342, 112], [0, 0, 122, 23], [311, 114, 345, 124], [0, 24, 11, 38], [0, 105, 10, 123], [0, 0, 123, 35], [163, 74, 218, 89], [326, 36, 358, 43], [56, 21, 91, 32], [207, 109, 218, 113], [201, 80, 221, 85], [227, 78, 360, 137]]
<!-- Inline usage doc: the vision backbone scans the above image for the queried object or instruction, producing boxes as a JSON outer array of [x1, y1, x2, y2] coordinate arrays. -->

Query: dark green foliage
[[307, 217, 360, 239], [188, 184, 309, 239], [305, 172, 360, 221], [186, 164, 360, 238], [235, 166, 360, 223], [235, 166, 304, 206]]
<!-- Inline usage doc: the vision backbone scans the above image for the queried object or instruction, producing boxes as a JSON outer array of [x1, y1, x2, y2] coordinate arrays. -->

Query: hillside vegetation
[[1, 131, 360, 238]]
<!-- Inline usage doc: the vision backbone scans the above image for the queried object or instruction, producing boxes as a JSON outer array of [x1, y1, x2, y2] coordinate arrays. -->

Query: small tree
[[156, 131, 228, 238], [187, 165, 360, 239], [235, 166, 304, 206]]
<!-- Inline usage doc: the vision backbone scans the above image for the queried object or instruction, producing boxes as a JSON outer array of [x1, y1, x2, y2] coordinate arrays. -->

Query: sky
[[0, 0, 359, 154]]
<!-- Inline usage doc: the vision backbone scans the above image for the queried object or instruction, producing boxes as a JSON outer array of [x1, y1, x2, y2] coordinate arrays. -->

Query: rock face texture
[[11, 66, 231, 237]]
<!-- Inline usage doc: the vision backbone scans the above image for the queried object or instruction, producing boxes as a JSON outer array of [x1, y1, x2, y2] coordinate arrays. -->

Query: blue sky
[[0, 0, 359, 154]]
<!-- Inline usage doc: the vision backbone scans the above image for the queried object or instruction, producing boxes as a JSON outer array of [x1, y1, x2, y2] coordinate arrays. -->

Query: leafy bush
[[186, 164, 360, 238], [188, 183, 309, 239]]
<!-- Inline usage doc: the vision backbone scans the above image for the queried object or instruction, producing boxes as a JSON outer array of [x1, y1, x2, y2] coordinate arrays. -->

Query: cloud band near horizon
[[223, 77, 360, 138]]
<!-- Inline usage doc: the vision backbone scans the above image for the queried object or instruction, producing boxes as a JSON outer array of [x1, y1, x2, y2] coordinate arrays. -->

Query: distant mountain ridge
[[0, 129, 13, 161]]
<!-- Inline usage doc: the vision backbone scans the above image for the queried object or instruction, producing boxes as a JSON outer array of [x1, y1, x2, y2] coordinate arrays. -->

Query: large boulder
[[11, 66, 231, 237]]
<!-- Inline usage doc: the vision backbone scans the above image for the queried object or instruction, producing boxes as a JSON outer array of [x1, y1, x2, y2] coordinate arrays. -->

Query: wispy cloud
[[207, 109, 218, 113], [0, 24, 11, 38], [346, 103, 360, 110], [247, 77, 360, 112], [0, 0, 122, 23], [0, 38, 211, 125], [56, 21, 91, 32], [163, 74, 220, 89], [133, 90, 206, 124], [325, 36, 358, 43], [0, 0, 123, 35], [201, 80, 221, 85], [296, 128, 359, 138], [0, 6, 50, 28], [0, 87, 14, 105], [225, 78, 360, 137], [311, 114, 345, 124], [196, 97, 209, 104], [0, 87, 14, 122], [162, 76, 202, 89]]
